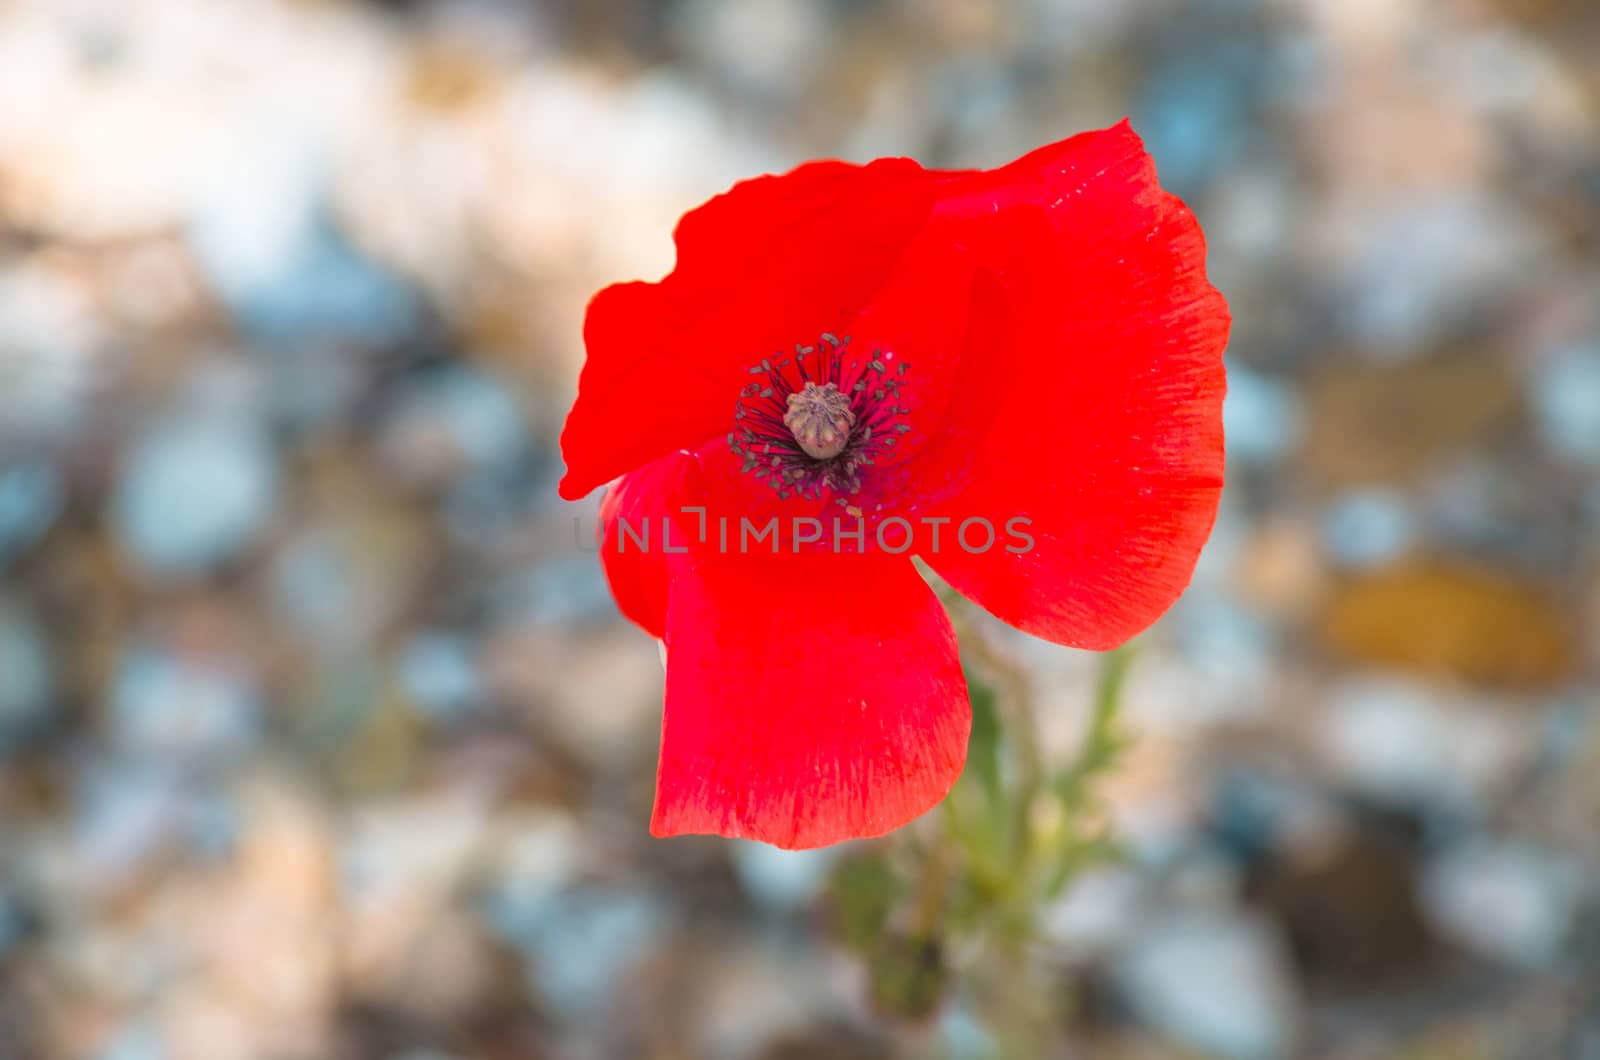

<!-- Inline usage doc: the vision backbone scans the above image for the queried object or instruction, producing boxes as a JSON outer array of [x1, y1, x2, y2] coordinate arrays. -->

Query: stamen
[[728, 334, 910, 502]]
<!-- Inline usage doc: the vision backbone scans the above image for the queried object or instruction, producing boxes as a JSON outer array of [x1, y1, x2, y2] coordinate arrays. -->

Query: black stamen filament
[[727, 333, 912, 502]]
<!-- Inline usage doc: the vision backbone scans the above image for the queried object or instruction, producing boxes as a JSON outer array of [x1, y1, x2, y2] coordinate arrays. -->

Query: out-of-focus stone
[[486, 557, 615, 629], [95, 1023, 165, 1060], [191, 177, 419, 349], [0, 462, 64, 565], [731, 841, 839, 913], [1208, 767, 1341, 870], [111, 414, 280, 578], [144, 775, 338, 1060], [1039, 867, 1144, 958], [482, 627, 662, 766], [0, 259, 110, 443], [1337, 197, 1546, 353], [1114, 910, 1300, 1060], [1165, 597, 1275, 721], [1532, 343, 1600, 464], [1248, 829, 1439, 993], [483, 811, 583, 900], [396, 631, 482, 726], [525, 888, 667, 1018], [1233, 515, 1327, 620], [98, 238, 212, 339], [0, 0, 395, 242], [1321, 489, 1415, 569], [0, 600, 53, 739], [1135, 47, 1260, 193], [330, 691, 425, 797], [1317, 561, 1578, 687], [939, 1001, 999, 1060], [355, 905, 502, 1026], [1320, 677, 1533, 811], [691, 943, 862, 1060], [1210, 160, 1296, 270], [109, 639, 263, 764], [1422, 841, 1584, 970], [70, 761, 189, 894], [341, 798, 513, 1023], [265, 452, 434, 653], [1224, 368, 1303, 468], [1303, 358, 1519, 487], [379, 365, 531, 489], [0, 884, 24, 956], [672, 0, 828, 100], [1442, 26, 1591, 142]]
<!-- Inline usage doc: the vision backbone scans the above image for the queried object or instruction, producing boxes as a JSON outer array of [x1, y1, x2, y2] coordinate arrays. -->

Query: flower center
[[729, 333, 911, 502], [783, 382, 855, 460]]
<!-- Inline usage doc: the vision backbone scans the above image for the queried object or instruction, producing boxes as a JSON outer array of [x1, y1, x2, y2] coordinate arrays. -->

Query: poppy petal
[[652, 551, 969, 849], [915, 123, 1229, 649], [686, 229, 979, 546], [559, 159, 938, 500], [597, 451, 701, 639]]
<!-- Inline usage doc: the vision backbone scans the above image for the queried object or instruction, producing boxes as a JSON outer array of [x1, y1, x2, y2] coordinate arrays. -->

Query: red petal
[[559, 159, 937, 500], [686, 229, 979, 546], [652, 551, 969, 849], [598, 451, 700, 639], [914, 122, 1229, 649]]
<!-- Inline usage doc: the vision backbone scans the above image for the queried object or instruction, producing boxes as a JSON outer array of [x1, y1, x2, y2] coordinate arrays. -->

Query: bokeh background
[[1, 0, 1598, 1057]]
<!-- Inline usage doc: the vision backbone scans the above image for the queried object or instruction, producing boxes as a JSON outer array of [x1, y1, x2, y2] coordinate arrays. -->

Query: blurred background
[[0, 0, 1597, 1057]]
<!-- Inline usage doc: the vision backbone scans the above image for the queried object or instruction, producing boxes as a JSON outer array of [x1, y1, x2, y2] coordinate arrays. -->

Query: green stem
[[947, 596, 1042, 874]]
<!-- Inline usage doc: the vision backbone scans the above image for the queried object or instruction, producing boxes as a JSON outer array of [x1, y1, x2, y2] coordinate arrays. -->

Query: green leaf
[[944, 667, 1017, 891], [962, 670, 1003, 810], [1042, 645, 1135, 897], [1052, 646, 1133, 805]]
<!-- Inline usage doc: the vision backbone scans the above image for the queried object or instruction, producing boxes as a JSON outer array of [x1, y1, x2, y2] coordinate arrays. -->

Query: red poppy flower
[[560, 121, 1229, 849]]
